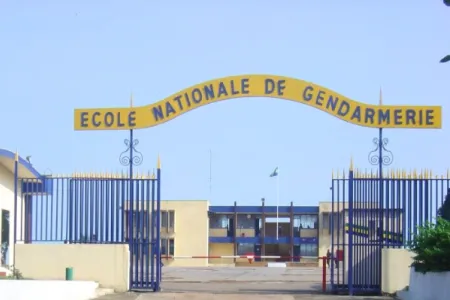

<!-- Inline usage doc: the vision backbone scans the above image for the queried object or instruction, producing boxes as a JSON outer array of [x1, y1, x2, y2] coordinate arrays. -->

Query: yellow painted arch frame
[[74, 75, 442, 130]]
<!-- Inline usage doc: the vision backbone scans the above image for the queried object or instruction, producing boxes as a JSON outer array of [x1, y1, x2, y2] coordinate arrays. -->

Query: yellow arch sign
[[74, 75, 442, 130]]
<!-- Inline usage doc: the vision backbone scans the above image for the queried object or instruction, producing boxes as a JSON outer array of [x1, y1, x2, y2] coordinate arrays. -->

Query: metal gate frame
[[15, 166, 162, 291], [330, 166, 449, 295]]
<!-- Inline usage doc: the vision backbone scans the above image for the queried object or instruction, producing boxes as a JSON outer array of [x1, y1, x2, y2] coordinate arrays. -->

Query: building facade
[[129, 199, 403, 267], [0, 148, 41, 267]]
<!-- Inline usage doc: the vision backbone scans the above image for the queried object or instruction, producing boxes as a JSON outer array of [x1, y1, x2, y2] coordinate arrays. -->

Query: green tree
[[442, 1, 450, 63], [409, 218, 450, 273]]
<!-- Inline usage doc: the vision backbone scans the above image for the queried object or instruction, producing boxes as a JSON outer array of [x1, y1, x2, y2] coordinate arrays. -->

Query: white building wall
[[0, 163, 24, 266]]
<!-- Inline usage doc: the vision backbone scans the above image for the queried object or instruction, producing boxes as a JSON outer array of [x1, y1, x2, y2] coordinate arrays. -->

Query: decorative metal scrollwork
[[368, 137, 393, 166], [119, 138, 143, 166]]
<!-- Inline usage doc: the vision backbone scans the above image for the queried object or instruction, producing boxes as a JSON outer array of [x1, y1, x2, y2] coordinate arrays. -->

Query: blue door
[[254, 244, 261, 262], [293, 245, 300, 262]]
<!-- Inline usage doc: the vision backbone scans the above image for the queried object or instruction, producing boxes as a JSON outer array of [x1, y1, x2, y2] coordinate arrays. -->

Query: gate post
[[348, 161, 354, 296]]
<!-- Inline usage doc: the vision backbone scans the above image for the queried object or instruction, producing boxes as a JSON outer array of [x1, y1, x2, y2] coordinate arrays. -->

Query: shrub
[[408, 218, 450, 274]]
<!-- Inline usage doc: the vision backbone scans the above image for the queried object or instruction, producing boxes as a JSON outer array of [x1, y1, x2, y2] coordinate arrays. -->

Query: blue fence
[[330, 169, 449, 295], [15, 170, 162, 291]]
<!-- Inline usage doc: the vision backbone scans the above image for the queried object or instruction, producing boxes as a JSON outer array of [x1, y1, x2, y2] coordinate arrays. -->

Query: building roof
[[0, 148, 41, 178]]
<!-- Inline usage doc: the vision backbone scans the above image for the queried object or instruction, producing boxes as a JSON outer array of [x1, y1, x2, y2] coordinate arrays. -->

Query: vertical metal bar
[[385, 177, 390, 248], [40, 179, 45, 241], [355, 175, 360, 290], [121, 177, 126, 243], [86, 178, 91, 243], [364, 176, 369, 289], [135, 179, 140, 288], [99, 177, 104, 242], [435, 178, 439, 218], [107, 177, 111, 243], [330, 177, 335, 289], [407, 177, 412, 244], [155, 163, 162, 291], [419, 177, 423, 227], [377, 128, 384, 294], [89, 179, 94, 242], [413, 179, 418, 236], [84, 177, 89, 242], [336, 175, 341, 287], [45, 177, 50, 241], [140, 179, 145, 287], [150, 177, 155, 288], [13, 155, 18, 248], [115, 178, 119, 243], [401, 179, 406, 246], [145, 178, 150, 288], [63, 178, 68, 242], [80, 177, 85, 242], [342, 174, 345, 287], [348, 168, 354, 296], [424, 178, 429, 224], [54, 178, 59, 241], [96, 176, 101, 242]]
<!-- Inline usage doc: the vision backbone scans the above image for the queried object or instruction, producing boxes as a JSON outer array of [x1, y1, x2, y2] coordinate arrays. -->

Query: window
[[161, 238, 175, 256], [161, 211, 168, 228], [294, 215, 319, 230], [161, 210, 175, 231], [237, 214, 255, 229], [169, 211, 175, 228], [210, 215, 230, 228], [237, 243, 254, 255], [300, 244, 318, 257], [322, 213, 330, 231]]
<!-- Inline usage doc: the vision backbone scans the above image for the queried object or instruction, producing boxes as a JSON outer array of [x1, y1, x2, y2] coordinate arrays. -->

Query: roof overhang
[[0, 148, 41, 179]]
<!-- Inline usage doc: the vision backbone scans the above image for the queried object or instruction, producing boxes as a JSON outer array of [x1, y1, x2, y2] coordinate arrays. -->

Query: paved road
[[96, 266, 392, 299]]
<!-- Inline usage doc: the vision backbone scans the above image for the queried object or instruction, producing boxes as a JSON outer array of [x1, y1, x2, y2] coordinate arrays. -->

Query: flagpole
[[276, 168, 279, 240]]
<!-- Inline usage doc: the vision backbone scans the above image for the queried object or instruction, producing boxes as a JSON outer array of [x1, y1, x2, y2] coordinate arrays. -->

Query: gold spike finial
[[332, 169, 334, 179], [130, 93, 134, 108], [157, 154, 161, 169], [151, 169, 156, 179], [349, 156, 354, 171], [15, 150, 19, 162], [379, 87, 383, 106]]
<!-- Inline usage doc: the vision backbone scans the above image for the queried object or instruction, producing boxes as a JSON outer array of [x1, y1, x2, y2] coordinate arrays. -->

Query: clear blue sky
[[1, 1, 449, 206]]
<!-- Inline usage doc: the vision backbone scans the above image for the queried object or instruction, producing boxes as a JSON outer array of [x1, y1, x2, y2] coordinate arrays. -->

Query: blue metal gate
[[16, 168, 162, 291], [330, 167, 449, 295]]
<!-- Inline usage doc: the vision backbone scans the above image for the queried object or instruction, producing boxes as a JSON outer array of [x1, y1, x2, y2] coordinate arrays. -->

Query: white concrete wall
[[0, 163, 24, 266], [408, 270, 450, 300], [15, 244, 130, 292], [0, 280, 99, 300]]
